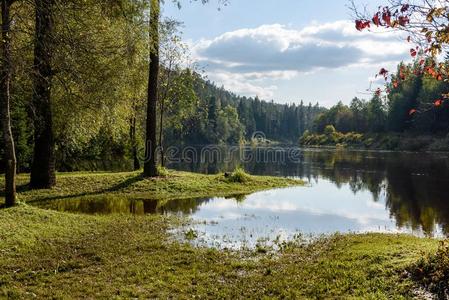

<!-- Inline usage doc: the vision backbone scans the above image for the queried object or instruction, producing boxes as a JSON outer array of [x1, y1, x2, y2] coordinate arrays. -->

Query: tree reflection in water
[[168, 148, 449, 237], [39, 149, 449, 237]]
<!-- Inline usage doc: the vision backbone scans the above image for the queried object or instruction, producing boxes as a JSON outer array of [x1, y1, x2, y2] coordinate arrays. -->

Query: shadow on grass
[[26, 173, 148, 204]]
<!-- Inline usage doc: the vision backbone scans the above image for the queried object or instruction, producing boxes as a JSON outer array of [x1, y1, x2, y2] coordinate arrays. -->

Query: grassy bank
[[0, 205, 439, 298], [0, 169, 303, 205], [0, 171, 443, 298]]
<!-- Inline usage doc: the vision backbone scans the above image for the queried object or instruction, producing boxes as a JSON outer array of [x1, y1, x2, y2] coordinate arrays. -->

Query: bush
[[299, 128, 365, 147], [157, 165, 170, 177], [299, 130, 310, 144], [324, 125, 336, 135], [410, 241, 449, 299], [226, 167, 250, 183]]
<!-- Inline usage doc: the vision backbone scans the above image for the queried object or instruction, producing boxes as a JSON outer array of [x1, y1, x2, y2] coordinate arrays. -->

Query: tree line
[[0, 0, 324, 207], [310, 58, 449, 135]]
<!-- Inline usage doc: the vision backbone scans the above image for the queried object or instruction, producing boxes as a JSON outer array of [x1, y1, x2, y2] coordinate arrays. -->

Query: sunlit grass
[[0, 170, 303, 205], [0, 205, 439, 298]]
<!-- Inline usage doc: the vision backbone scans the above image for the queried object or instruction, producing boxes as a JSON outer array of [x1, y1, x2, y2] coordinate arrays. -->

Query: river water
[[37, 148, 449, 248]]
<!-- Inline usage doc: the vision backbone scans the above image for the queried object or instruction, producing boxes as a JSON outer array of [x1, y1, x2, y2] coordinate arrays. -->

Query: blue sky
[[162, 0, 408, 107]]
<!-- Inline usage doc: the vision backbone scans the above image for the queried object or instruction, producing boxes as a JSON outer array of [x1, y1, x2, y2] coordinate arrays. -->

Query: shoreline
[[301, 132, 449, 153], [0, 170, 304, 205], [0, 205, 439, 298], [0, 170, 443, 298]]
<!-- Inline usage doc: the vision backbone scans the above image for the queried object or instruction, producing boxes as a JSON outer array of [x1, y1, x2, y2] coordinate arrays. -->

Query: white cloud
[[208, 72, 278, 99], [191, 20, 410, 99]]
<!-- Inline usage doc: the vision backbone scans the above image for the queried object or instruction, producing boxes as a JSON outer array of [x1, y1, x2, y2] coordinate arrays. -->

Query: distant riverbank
[[300, 131, 449, 152]]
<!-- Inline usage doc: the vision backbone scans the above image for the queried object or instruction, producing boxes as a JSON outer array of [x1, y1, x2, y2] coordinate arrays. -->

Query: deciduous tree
[[0, 0, 16, 206]]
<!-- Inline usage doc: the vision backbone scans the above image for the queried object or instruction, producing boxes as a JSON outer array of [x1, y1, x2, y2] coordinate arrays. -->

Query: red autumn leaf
[[379, 68, 388, 76], [410, 49, 417, 57], [393, 80, 399, 88], [419, 59, 425, 65], [409, 109, 417, 115], [426, 67, 436, 76], [437, 74, 443, 81], [375, 88, 382, 96], [382, 9, 392, 26], [398, 16, 409, 26], [372, 13, 381, 26], [400, 68, 406, 80], [355, 20, 370, 31], [434, 99, 443, 107]]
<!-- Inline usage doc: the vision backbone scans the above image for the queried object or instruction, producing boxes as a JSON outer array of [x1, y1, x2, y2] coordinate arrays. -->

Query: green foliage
[[324, 125, 336, 135], [314, 97, 387, 135], [157, 165, 170, 177], [300, 129, 364, 147], [410, 241, 449, 298], [226, 166, 250, 183]]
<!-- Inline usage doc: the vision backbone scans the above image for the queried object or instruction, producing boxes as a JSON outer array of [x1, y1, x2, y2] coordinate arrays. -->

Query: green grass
[[0, 170, 303, 205], [225, 166, 251, 183], [0, 171, 442, 298], [0, 205, 439, 298]]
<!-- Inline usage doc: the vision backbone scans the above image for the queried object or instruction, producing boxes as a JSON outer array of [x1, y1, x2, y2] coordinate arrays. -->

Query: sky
[[162, 0, 410, 107]]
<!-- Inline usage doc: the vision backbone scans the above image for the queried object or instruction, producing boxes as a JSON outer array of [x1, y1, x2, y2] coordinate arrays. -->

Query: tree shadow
[[26, 173, 147, 204]]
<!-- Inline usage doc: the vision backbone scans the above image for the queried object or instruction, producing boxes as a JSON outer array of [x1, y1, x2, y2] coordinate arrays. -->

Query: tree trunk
[[159, 65, 172, 168], [143, 0, 160, 177], [30, 0, 56, 189], [158, 97, 165, 167], [130, 102, 140, 170], [0, 0, 16, 207]]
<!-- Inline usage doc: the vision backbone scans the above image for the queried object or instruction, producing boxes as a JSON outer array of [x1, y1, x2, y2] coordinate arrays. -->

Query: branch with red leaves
[[350, 0, 449, 115]]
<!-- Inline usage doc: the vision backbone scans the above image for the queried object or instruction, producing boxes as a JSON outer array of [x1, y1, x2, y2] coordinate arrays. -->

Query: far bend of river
[[38, 148, 449, 249]]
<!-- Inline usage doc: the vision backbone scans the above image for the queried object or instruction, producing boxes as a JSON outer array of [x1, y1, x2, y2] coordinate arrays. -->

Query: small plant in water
[[184, 229, 198, 240]]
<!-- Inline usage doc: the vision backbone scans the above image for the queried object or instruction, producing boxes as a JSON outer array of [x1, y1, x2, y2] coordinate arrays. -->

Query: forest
[[310, 59, 449, 135], [2, 0, 449, 298], [0, 0, 324, 177]]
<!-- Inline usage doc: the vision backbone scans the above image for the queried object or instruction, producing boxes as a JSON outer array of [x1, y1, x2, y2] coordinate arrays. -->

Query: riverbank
[[0, 169, 303, 205], [301, 132, 449, 152], [0, 171, 444, 298], [0, 205, 439, 298]]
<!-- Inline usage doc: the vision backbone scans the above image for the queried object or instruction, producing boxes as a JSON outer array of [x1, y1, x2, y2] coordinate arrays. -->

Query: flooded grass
[[0, 205, 439, 298], [0, 169, 445, 297]]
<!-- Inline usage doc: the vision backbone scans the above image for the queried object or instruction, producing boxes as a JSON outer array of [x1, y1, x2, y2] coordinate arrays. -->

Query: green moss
[[0, 206, 439, 298]]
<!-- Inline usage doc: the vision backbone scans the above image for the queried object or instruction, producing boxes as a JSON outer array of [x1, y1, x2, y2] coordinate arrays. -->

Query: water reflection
[[167, 148, 449, 238], [37, 149, 449, 248], [38, 195, 212, 216]]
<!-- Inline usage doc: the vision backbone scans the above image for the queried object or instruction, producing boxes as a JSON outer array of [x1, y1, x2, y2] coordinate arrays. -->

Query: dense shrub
[[300, 128, 365, 147], [226, 167, 250, 183], [410, 241, 449, 299]]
